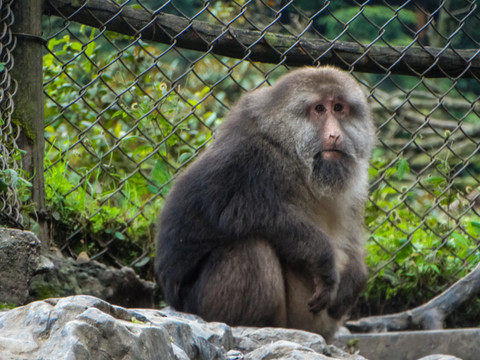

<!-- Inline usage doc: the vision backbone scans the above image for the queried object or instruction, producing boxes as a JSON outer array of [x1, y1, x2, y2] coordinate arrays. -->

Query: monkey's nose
[[329, 134, 341, 145]]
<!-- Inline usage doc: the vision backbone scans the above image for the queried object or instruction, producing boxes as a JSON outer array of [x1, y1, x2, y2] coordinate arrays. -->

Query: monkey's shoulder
[[161, 135, 288, 213]]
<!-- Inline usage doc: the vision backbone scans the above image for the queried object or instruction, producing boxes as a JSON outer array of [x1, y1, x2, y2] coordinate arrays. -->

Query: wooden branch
[[371, 90, 480, 135], [402, 111, 475, 132], [44, 0, 480, 78], [346, 260, 480, 333]]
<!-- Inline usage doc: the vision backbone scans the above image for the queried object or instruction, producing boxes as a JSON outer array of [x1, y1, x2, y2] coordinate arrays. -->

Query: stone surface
[[0, 228, 156, 308], [417, 356, 463, 360], [28, 251, 157, 308], [243, 340, 333, 360], [0, 295, 362, 360], [0, 295, 472, 360], [233, 327, 328, 354], [0, 228, 156, 307], [232, 327, 367, 360], [0, 296, 175, 360], [0, 230, 472, 360], [0, 228, 46, 305], [336, 329, 476, 360]]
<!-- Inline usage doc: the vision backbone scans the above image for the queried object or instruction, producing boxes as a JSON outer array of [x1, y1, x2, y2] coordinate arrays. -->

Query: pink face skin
[[309, 97, 350, 161]]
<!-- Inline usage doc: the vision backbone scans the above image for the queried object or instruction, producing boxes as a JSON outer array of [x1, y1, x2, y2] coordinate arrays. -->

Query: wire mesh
[[40, 0, 480, 316], [0, 0, 23, 229]]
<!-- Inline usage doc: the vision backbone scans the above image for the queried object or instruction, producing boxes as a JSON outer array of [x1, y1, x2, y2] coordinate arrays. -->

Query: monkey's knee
[[192, 239, 287, 327]]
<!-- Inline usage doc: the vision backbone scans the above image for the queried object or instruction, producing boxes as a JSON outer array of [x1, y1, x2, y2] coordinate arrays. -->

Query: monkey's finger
[[307, 291, 330, 314]]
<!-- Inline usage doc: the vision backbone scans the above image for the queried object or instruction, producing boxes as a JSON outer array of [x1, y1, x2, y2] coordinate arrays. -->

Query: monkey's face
[[284, 70, 374, 190]]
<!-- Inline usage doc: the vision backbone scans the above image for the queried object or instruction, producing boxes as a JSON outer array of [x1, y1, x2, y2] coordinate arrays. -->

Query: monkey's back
[[154, 118, 302, 311]]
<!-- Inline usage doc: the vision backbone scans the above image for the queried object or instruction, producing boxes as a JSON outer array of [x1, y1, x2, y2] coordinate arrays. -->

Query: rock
[[0, 228, 156, 308], [233, 327, 328, 354], [0, 295, 363, 360], [226, 349, 245, 359], [0, 229, 468, 360], [244, 340, 333, 360], [0, 228, 156, 309], [75, 251, 90, 265], [28, 247, 156, 308], [233, 327, 366, 360], [417, 356, 463, 360], [0, 228, 44, 305], [336, 329, 471, 360], [0, 296, 175, 360]]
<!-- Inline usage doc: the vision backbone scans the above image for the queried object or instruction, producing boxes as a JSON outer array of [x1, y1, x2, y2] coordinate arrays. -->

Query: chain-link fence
[[0, 0, 23, 229], [29, 0, 480, 318]]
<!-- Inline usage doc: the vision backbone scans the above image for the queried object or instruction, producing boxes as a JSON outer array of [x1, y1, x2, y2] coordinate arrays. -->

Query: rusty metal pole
[[11, 0, 49, 245]]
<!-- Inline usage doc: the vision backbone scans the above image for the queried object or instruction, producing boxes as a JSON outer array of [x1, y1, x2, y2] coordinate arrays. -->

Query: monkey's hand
[[308, 271, 339, 314], [326, 288, 354, 319], [327, 260, 367, 319]]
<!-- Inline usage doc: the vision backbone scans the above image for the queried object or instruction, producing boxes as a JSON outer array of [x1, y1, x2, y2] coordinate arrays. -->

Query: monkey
[[154, 66, 375, 342]]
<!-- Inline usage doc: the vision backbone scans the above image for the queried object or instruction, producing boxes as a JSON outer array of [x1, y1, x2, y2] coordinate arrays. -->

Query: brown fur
[[155, 66, 375, 342]]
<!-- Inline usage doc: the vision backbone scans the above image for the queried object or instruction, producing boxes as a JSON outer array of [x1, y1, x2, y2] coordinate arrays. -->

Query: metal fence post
[[11, 0, 48, 244]]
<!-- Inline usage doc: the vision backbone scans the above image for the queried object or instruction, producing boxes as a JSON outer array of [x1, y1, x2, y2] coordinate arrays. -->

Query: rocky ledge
[[0, 295, 464, 360], [0, 295, 362, 360], [0, 229, 465, 360]]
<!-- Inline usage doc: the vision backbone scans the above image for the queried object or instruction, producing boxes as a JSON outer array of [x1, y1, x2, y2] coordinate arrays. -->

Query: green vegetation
[[318, 5, 417, 45], [0, 302, 15, 310], [363, 151, 480, 314], [42, 24, 264, 270], [0, 141, 32, 226]]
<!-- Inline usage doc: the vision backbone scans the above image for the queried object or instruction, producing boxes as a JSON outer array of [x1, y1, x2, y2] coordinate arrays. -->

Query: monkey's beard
[[311, 151, 352, 190]]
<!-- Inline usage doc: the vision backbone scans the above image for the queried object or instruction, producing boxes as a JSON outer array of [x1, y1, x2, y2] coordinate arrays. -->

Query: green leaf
[[147, 184, 160, 194], [205, 112, 217, 127], [0, 178, 8, 192], [423, 176, 446, 186], [151, 161, 170, 184], [134, 256, 150, 268], [179, 151, 193, 164], [70, 42, 82, 51], [111, 110, 124, 118], [469, 221, 480, 235], [396, 158, 410, 181], [451, 232, 468, 247], [114, 232, 125, 240]]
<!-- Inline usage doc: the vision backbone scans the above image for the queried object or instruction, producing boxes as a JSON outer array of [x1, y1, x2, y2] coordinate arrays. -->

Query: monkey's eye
[[333, 103, 344, 112], [315, 104, 326, 113]]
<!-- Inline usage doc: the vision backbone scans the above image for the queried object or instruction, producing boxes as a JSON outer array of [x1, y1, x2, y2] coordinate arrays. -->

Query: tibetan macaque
[[155, 66, 375, 342]]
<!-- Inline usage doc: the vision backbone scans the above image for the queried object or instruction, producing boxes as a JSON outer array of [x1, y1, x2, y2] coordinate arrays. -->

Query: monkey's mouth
[[320, 149, 346, 161]]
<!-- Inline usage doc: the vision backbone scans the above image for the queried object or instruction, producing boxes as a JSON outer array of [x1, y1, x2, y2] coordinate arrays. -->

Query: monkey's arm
[[327, 245, 367, 319], [215, 178, 339, 314], [209, 146, 340, 314], [269, 209, 340, 314]]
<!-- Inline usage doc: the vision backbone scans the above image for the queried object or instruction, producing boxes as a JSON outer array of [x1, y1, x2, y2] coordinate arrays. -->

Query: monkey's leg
[[284, 266, 340, 343], [187, 238, 287, 327]]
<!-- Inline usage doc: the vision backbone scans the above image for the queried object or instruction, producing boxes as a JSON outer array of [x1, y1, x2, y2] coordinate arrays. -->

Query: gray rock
[[0, 296, 175, 360], [244, 340, 333, 360], [0, 228, 155, 308], [226, 349, 245, 359], [28, 248, 156, 308], [336, 329, 472, 360], [0, 228, 43, 305], [233, 327, 328, 354], [233, 327, 366, 360], [0, 295, 363, 360], [417, 356, 463, 360], [0, 230, 467, 360]]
